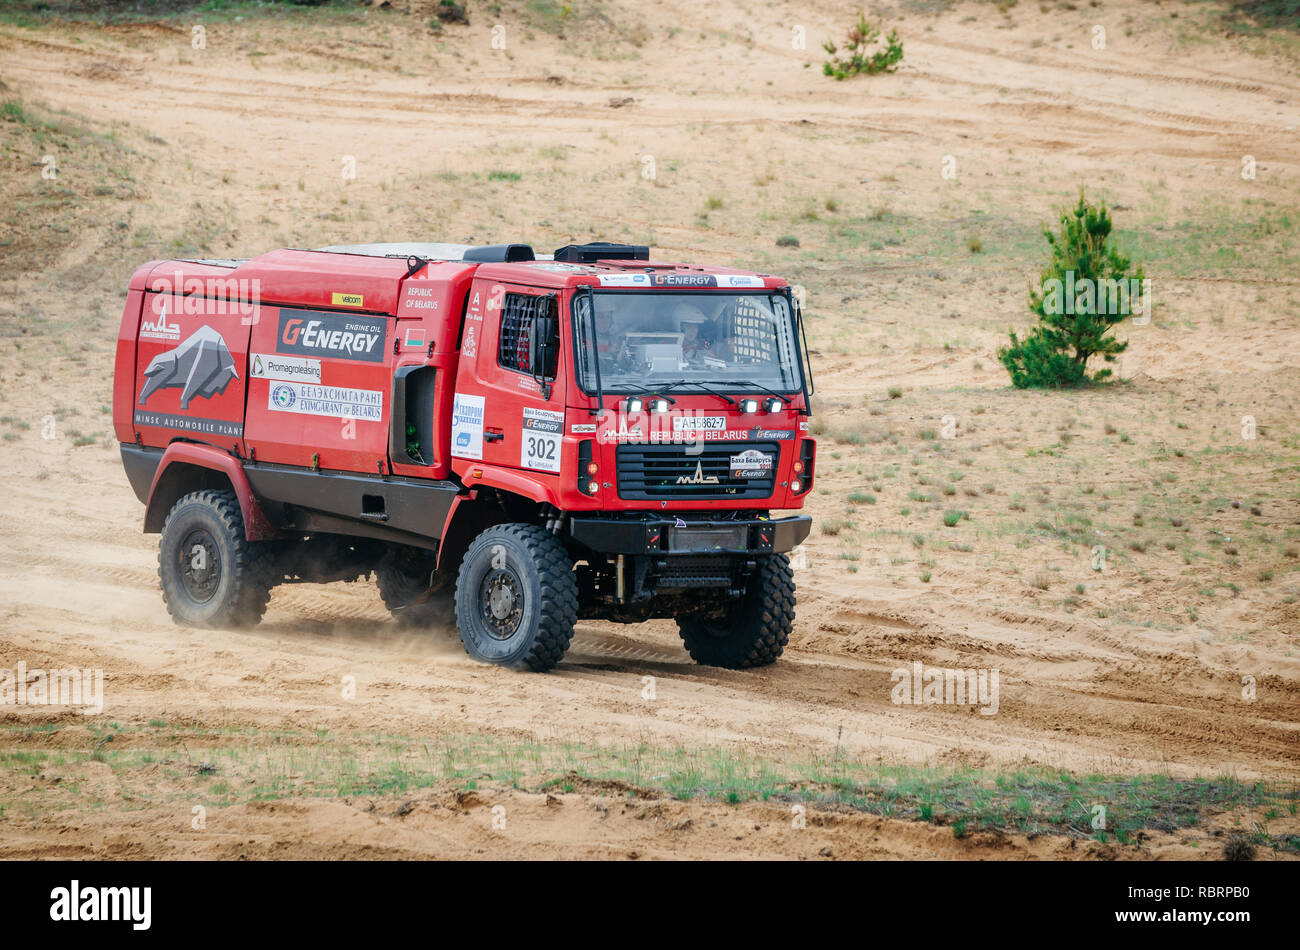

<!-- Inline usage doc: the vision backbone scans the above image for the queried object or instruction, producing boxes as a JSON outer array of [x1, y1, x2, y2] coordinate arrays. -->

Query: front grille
[[616, 442, 779, 500]]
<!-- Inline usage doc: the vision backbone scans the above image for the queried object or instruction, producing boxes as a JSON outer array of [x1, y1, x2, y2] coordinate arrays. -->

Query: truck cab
[[114, 241, 814, 671]]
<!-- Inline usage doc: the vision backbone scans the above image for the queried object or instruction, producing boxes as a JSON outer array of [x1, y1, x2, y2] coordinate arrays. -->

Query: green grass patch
[[2, 723, 1294, 848]]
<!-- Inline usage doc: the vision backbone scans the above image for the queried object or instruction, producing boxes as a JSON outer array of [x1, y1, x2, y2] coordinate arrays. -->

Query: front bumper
[[568, 514, 811, 556]]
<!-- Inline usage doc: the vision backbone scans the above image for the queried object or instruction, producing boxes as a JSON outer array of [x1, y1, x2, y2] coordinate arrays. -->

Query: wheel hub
[[480, 569, 523, 639], [179, 529, 221, 603]]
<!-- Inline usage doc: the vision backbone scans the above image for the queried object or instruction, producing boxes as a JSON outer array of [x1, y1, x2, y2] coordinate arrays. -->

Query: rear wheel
[[375, 546, 453, 628], [158, 489, 271, 628], [454, 524, 577, 671], [677, 554, 794, 669]]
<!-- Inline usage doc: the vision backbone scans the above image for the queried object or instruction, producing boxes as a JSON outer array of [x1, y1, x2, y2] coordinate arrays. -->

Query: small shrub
[[1223, 834, 1255, 862], [823, 13, 904, 80], [942, 510, 967, 527], [436, 0, 469, 25], [776, 235, 800, 248], [821, 517, 851, 537]]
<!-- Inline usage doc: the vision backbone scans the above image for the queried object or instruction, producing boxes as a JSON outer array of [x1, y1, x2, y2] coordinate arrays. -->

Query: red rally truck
[[113, 241, 815, 671]]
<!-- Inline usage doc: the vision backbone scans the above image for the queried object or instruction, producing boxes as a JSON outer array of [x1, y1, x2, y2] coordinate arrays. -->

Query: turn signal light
[[792, 460, 804, 474], [586, 462, 599, 476]]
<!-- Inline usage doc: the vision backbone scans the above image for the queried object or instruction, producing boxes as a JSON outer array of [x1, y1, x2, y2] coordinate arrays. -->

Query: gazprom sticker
[[267, 382, 382, 420], [451, 392, 486, 460]]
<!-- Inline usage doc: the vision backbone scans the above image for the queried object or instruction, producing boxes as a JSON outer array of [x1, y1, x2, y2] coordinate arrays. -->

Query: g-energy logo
[[276, 310, 386, 363]]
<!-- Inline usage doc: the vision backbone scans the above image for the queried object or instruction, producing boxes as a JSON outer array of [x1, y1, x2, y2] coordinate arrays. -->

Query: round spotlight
[[587, 480, 600, 494], [740, 398, 760, 414], [626, 397, 644, 413], [790, 479, 802, 493]]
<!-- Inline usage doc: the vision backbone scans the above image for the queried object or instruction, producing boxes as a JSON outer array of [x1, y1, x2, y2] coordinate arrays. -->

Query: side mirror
[[529, 299, 559, 383]]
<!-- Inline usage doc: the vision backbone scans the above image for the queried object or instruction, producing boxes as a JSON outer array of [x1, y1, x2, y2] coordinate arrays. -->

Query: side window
[[729, 299, 778, 364], [498, 292, 540, 374]]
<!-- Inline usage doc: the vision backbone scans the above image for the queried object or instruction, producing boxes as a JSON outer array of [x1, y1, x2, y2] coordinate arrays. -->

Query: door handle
[[484, 429, 505, 443]]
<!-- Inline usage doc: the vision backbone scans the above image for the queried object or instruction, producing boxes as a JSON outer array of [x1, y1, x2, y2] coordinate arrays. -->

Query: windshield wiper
[[606, 381, 676, 404], [655, 379, 738, 407], [695, 379, 788, 405]]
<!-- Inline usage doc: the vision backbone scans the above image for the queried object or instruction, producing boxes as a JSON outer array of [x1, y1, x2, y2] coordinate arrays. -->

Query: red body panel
[[242, 305, 393, 472], [389, 262, 478, 481]]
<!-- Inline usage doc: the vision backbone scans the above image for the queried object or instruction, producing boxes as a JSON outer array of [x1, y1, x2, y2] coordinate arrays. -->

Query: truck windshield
[[572, 291, 803, 396]]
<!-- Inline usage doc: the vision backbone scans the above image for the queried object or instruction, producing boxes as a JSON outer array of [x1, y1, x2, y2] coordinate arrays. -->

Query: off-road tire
[[376, 547, 453, 628], [158, 489, 271, 628], [454, 524, 577, 671], [677, 554, 794, 669]]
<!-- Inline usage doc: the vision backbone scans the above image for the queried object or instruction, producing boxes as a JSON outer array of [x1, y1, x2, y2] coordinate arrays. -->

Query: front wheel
[[677, 554, 795, 669], [454, 524, 578, 671]]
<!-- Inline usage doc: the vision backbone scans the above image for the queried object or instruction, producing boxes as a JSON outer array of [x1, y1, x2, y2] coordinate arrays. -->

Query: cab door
[[452, 281, 563, 476]]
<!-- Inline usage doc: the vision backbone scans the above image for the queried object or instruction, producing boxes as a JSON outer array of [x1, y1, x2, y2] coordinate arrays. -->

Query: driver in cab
[[672, 302, 710, 362]]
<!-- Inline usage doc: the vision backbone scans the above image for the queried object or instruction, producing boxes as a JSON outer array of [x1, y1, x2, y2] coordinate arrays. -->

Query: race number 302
[[521, 407, 563, 473]]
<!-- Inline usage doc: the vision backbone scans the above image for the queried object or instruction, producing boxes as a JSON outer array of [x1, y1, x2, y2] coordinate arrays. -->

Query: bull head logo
[[139, 325, 239, 409]]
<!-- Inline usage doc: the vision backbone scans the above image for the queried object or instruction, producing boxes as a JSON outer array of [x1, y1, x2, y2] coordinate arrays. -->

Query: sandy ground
[[0, 0, 1297, 858]]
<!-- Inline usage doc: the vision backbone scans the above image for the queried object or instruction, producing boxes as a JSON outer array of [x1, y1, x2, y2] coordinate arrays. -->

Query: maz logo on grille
[[676, 461, 720, 485]]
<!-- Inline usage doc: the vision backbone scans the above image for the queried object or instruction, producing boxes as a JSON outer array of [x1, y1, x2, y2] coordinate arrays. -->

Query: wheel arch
[[435, 488, 548, 576], [144, 442, 276, 540]]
